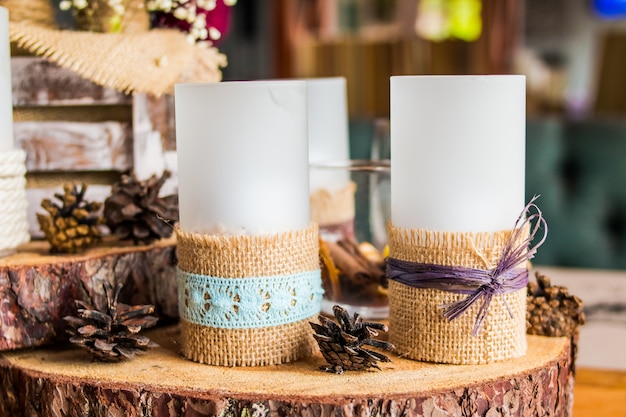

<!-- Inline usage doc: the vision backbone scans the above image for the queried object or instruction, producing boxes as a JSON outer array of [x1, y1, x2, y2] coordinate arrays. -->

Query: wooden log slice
[[0, 326, 575, 417], [0, 238, 177, 351]]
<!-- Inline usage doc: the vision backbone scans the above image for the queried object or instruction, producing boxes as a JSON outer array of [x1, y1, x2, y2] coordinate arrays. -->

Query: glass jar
[[310, 159, 390, 319]]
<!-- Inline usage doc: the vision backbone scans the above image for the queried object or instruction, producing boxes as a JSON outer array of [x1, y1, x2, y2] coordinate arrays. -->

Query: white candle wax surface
[[175, 80, 310, 235], [0, 7, 14, 152], [306, 77, 351, 192], [391, 75, 526, 232]]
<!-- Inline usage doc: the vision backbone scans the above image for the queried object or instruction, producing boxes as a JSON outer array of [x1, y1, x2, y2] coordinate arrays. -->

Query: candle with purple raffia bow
[[387, 75, 547, 365]]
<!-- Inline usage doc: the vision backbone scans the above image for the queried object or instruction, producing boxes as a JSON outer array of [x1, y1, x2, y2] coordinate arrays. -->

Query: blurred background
[[41, 0, 626, 269], [215, 0, 626, 270]]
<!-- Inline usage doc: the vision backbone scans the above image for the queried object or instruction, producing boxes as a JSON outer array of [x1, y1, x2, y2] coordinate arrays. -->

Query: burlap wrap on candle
[[310, 181, 356, 226], [387, 223, 528, 364], [176, 224, 321, 366]]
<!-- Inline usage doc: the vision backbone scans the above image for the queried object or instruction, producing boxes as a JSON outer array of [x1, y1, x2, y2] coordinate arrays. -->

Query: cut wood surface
[[0, 326, 575, 417], [0, 237, 178, 351]]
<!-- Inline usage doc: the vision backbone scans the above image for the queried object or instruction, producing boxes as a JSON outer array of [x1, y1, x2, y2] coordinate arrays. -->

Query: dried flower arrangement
[[146, 0, 237, 45], [59, 0, 135, 32], [57, 0, 237, 43]]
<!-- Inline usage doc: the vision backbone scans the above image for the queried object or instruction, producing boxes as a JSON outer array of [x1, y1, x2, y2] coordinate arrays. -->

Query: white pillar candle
[[0, 6, 14, 152], [390, 75, 526, 232], [175, 80, 310, 235], [306, 77, 350, 192]]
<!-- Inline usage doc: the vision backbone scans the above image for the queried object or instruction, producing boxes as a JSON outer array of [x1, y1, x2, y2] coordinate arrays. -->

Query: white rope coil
[[0, 175, 26, 190], [0, 148, 30, 254], [0, 193, 28, 213], [0, 149, 27, 178]]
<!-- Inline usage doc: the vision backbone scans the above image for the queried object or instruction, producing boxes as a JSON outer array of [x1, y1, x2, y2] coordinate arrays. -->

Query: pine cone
[[310, 305, 396, 374], [527, 272, 585, 337], [36, 183, 104, 253], [104, 171, 178, 244], [64, 283, 159, 362]]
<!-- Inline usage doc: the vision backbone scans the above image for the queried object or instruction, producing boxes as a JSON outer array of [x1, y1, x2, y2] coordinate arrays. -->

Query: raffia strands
[[8, 22, 227, 97], [0, 0, 56, 28], [176, 224, 320, 366], [387, 223, 528, 365]]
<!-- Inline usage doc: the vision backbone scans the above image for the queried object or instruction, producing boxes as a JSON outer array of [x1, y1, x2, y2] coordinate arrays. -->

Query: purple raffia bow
[[386, 196, 548, 336]]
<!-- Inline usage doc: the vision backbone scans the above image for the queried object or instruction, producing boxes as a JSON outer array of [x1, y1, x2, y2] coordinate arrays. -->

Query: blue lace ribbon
[[177, 269, 324, 329], [386, 196, 548, 336]]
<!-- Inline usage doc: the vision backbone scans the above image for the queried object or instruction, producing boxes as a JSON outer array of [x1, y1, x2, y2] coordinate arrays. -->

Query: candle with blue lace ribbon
[[173, 80, 320, 366]]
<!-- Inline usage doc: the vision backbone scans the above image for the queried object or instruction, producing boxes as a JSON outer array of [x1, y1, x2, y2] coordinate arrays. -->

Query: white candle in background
[[390, 75, 526, 232], [0, 6, 14, 152], [175, 80, 310, 235], [306, 77, 350, 192]]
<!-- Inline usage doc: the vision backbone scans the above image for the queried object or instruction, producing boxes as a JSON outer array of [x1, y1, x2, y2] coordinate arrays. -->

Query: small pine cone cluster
[[310, 305, 395, 374], [527, 272, 585, 337], [36, 183, 104, 253], [104, 171, 178, 244], [64, 283, 159, 362]]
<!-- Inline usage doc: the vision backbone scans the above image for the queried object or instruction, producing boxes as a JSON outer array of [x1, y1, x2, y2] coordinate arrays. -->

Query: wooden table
[[574, 368, 626, 417]]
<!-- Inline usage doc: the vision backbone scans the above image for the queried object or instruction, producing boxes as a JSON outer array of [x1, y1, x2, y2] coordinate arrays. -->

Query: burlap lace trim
[[175, 224, 321, 366]]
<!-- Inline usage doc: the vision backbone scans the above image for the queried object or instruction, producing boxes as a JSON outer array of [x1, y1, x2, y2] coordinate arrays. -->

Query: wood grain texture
[[0, 237, 177, 351], [14, 121, 133, 172], [0, 330, 575, 417], [11, 57, 130, 106]]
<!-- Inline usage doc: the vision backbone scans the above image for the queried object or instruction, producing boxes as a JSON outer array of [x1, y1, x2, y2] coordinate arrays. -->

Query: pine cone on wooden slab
[[64, 283, 159, 362], [103, 171, 178, 244], [36, 182, 104, 253], [527, 272, 585, 337], [310, 305, 396, 374]]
